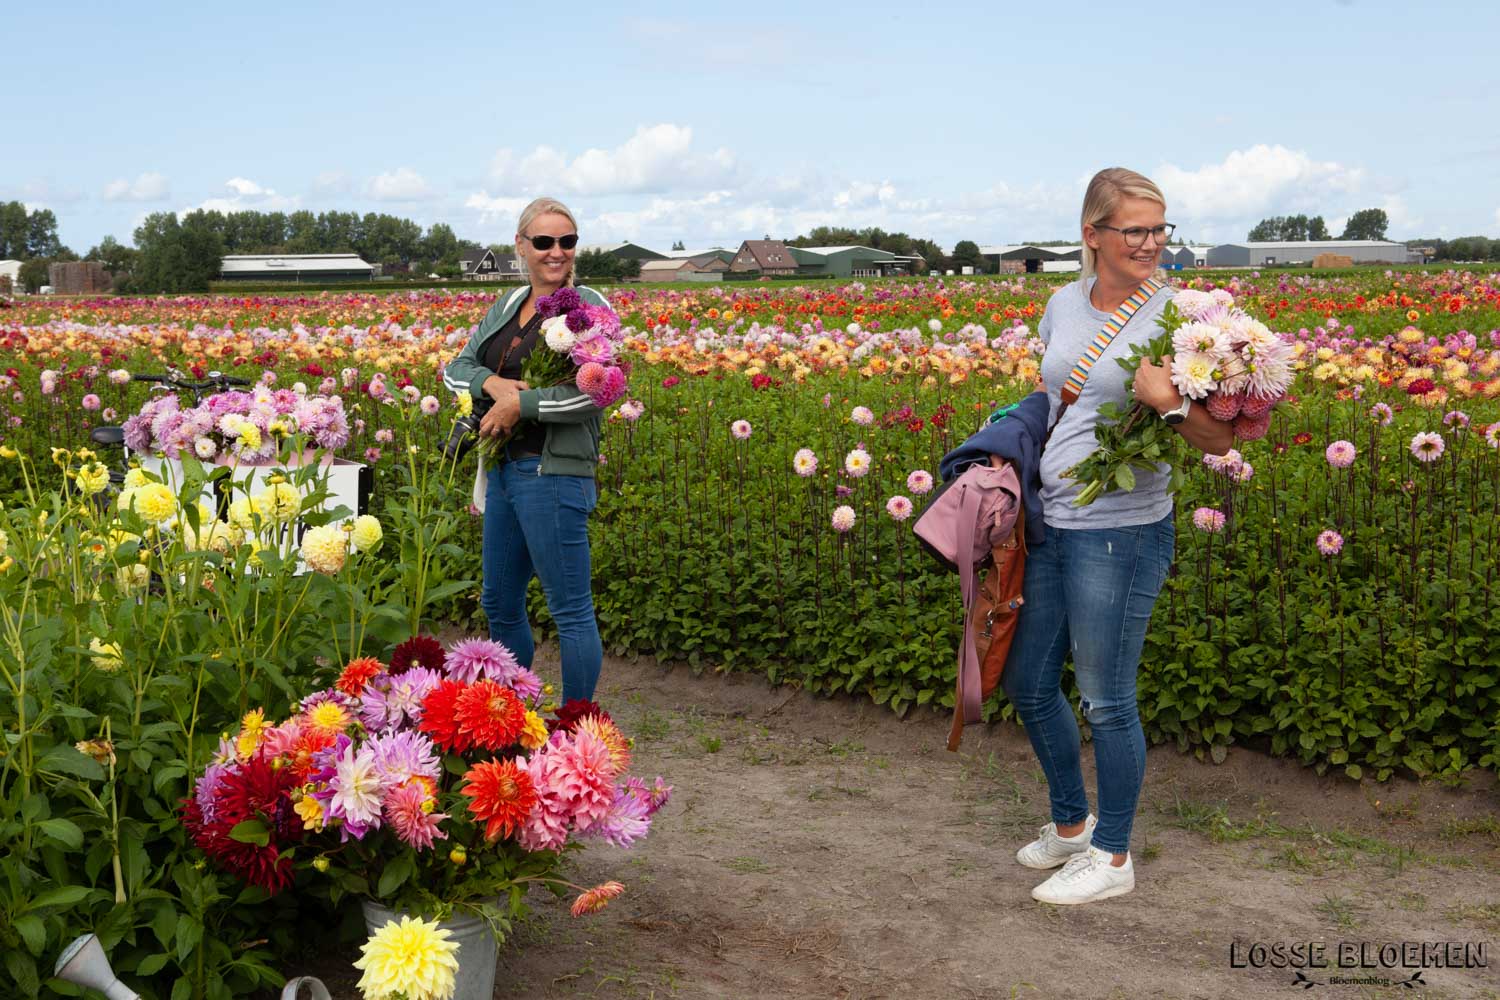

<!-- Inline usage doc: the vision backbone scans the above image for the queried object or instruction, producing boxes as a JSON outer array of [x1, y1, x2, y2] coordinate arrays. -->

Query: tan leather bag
[[948, 504, 1026, 751]]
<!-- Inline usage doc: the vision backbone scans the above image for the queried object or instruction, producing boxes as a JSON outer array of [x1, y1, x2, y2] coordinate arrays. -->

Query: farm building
[[637, 258, 716, 282], [49, 261, 113, 294], [0, 259, 20, 292], [979, 245, 1080, 274], [1158, 246, 1196, 270], [793, 245, 923, 278], [729, 240, 799, 276], [219, 254, 374, 283], [1205, 241, 1415, 267], [666, 248, 734, 271], [576, 241, 667, 262], [457, 245, 524, 282]]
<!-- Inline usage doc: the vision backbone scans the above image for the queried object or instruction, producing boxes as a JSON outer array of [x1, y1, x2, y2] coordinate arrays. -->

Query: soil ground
[[292, 647, 1500, 1000]]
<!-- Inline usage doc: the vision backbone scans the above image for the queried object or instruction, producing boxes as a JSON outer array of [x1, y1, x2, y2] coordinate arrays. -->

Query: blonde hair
[[515, 197, 579, 287], [1079, 168, 1167, 280]]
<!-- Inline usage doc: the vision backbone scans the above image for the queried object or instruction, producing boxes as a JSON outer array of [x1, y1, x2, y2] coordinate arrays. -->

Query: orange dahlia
[[418, 679, 469, 752], [337, 657, 384, 696], [455, 681, 526, 751], [461, 760, 537, 841]]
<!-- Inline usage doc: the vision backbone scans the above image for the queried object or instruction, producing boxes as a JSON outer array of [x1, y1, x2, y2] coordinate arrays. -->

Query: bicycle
[[88, 369, 253, 494]]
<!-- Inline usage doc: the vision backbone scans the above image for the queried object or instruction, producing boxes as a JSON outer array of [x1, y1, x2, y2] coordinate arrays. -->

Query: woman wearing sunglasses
[[1001, 168, 1233, 905], [442, 196, 609, 705]]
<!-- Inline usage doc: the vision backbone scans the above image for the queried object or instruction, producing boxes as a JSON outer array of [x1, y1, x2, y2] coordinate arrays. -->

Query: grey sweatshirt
[[1037, 278, 1175, 529]]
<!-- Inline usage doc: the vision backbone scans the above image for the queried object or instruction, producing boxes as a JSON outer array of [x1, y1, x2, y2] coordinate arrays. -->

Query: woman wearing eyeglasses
[[1001, 168, 1233, 905], [442, 196, 608, 704]]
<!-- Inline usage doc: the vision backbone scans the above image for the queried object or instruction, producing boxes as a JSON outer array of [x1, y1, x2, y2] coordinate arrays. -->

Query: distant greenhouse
[[1206, 241, 1416, 267], [220, 254, 374, 283]]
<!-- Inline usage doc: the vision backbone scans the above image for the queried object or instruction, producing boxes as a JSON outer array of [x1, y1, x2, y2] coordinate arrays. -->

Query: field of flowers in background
[[0, 266, 1497, 994]]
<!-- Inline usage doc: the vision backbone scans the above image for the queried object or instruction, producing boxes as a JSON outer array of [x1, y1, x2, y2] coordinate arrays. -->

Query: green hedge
[[516, 369, 1498, 781]]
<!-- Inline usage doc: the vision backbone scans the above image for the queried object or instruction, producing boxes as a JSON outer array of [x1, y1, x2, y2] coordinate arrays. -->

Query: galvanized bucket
[[361, 899, 498, 1000]]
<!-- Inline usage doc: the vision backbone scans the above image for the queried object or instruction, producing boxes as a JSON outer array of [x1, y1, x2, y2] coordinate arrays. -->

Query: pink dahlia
[[885, 495, 914, 521], [444, 638, 520, 684], [1409, 431, 1445, 462], [384, 780, 447, 849], [1206, 391, 1244, 423], [1324, 440, 1357, 468], [576, 363, 608, 397], [1192, 507, 1226, 533], [907, 470, 934, 495], [1316, 530, 1344, 557], [1232, 410, 1271, 441]]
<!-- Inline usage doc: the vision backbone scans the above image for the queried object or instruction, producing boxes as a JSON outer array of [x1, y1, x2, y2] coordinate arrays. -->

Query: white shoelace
[[1056, 850, 1100, 881]]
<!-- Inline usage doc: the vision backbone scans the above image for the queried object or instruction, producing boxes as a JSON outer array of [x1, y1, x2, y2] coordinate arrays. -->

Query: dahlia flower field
[[0, 267, 1497, 996]]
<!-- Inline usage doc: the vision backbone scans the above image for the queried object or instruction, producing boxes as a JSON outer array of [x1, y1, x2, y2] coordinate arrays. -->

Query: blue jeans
[[481, 458, 602, 703], [1000, 514, 1175, 854]]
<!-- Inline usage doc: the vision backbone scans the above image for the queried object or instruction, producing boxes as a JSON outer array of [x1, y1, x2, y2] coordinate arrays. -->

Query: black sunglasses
[[521, 233, 579, 251]]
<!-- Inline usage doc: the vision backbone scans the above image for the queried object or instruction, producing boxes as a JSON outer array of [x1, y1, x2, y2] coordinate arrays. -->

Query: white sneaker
[[1015, 814, 1097, 869], [1030, 845, 1134, 904]]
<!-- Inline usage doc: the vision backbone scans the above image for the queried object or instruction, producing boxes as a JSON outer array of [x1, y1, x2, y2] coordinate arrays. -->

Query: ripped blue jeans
[[1000, 514, 1174, 854]]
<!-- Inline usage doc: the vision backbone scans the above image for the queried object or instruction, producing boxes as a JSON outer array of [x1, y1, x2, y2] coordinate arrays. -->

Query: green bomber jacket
[[442, 283, 610, 478]]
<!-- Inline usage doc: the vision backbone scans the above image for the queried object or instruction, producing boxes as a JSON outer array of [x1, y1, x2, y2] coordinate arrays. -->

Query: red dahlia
[[418, 678, 469, 752], [390, 635, 445, 674], [336, 656, 384, 696], [455, 680, 526, 750]]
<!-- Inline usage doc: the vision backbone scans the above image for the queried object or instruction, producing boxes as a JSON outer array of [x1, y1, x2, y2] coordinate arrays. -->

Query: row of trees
[[1246, 208, 1388, 242], [1407, 235, 1500, 262], [100, 210, 475, 293]]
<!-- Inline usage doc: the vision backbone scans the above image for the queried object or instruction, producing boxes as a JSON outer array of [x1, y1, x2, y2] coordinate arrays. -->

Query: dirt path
[[297, 649, 1500, 999]]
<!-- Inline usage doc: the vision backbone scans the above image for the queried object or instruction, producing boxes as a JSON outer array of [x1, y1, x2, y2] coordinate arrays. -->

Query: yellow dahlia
[[258, 482, 301, 523], [304, 700, 352, 735], [122, 467, 149, 489], [76, 462, 110, 496], [228, 497, 258, 531], [89, 637, 123, 672], [235, 708, 268, 759], [519, 710, 549, 751], [130, 482, 178, 524], [294, 794, 325, 832], [353, 915, 459, 1000], [350, 514, 383, 554], [300, 524, 347, 575]]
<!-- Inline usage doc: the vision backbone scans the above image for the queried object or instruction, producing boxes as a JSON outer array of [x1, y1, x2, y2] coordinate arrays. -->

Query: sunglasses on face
[[521, 233, 579, 251]]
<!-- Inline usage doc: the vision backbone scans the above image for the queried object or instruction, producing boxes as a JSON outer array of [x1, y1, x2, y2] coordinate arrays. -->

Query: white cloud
[[366, 167, 433, 201], [102, 172, 169, 202], [189, 177, 298, 215], [487, 124, 738, 197], [225, 177, 266, 197], [1156, 144, 1366, 223]]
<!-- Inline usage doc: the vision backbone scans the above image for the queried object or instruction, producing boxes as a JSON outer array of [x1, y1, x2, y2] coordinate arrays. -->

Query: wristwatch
[[1160, 396, 1191, 425]]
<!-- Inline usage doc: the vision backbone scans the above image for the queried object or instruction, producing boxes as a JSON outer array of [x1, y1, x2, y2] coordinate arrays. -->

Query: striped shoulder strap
[[1059, 278, 1166, 404]]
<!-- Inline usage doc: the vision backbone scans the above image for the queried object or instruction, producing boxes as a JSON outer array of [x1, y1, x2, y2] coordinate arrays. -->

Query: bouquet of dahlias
[[1064, 289, 1294, 506], [124, 386, 349, 464], [183, 633, 669, 942], [477, 287, 629, 459]]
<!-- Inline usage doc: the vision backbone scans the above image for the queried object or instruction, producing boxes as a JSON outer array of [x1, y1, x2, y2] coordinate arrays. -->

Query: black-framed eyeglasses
[[521, 233, 579, 251], [1092, 223, 1176, 248]]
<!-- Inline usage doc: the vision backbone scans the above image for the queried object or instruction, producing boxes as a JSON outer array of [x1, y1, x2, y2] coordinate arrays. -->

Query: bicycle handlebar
[[131, 372, 253, 392]]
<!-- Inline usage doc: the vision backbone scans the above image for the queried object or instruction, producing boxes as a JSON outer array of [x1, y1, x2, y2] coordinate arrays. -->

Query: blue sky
[[6, 0, 1497, 254]]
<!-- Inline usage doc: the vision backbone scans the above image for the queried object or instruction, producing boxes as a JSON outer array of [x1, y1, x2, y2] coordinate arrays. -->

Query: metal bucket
[[361, 899, 498, 1000]]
